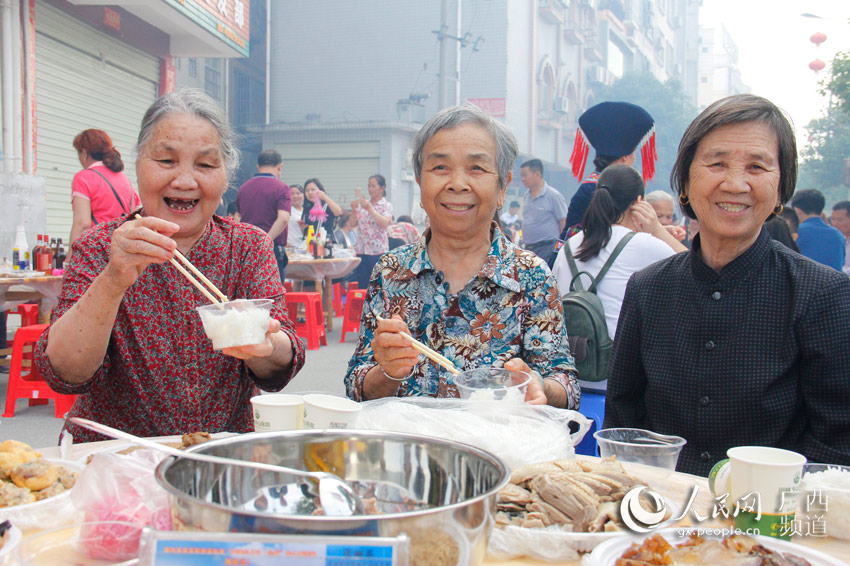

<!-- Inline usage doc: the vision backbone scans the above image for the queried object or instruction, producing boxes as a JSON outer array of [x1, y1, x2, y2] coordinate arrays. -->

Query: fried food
[[0, 481, 36, 507], [616, 533, 812, 566], [0, 440, 79, 508], [11, 459, 59, 491]]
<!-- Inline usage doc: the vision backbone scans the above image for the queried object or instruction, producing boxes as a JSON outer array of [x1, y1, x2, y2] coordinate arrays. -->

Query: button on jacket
[[605, 229, 850, 476]]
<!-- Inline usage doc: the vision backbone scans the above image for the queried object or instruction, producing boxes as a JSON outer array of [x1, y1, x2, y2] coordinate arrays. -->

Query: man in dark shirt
[[791, 189, 845, 271], [236, 150, 292, 282]]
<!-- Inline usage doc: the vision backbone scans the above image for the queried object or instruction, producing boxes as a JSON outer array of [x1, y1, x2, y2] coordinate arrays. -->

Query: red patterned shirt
[[34, 214, 306, 443]]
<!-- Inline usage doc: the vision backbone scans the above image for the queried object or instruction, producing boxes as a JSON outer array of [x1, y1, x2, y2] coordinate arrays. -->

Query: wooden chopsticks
[[375, 315, 460, 375], [134, 214, 228, 306]]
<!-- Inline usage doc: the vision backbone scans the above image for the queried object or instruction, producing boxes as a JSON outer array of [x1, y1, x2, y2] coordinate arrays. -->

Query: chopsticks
[[375, 315, 460, 375], [134, 214, 228, 306]]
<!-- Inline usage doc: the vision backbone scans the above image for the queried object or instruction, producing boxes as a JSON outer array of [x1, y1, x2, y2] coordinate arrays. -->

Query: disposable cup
[[302, 394, 362, 430], [197, 298, 273, 350], [250, 394, 304, 432], [709, 446, 806, 539]]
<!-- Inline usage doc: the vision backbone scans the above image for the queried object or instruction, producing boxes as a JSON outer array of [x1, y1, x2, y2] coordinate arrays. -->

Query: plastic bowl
[[800, 463, 850, 540], [197, 298, 273, 350], [453, 368, 531, 402], [594, 428, 686, 471], [17, 521, 145, 565]]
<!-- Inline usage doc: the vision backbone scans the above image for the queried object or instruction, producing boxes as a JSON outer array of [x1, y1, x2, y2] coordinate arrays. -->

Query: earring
[[773, 204, 784, 215], [679, 194, 690, 206]]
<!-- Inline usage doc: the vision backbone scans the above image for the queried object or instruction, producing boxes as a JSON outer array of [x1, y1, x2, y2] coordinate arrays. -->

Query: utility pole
[[436, 0, 462, 109]]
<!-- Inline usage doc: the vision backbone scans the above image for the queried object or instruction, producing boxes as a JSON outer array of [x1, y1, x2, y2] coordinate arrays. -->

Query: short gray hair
[[136, 88, 241, 181], [645, 190, 674, 205], [412, 104, 518, 188]]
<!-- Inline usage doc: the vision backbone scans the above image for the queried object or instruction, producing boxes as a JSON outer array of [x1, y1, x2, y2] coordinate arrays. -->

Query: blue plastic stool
[[575, 391, 605, 456]]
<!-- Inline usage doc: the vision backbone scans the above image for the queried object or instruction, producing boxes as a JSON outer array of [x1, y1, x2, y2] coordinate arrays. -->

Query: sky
[[699, 0, 850, 149]]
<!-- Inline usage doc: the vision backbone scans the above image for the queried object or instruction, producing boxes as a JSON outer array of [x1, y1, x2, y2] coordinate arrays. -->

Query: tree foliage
[[797, 106, 850, 204], [821, 50, 850, 117], [596, 72, 698, 193]]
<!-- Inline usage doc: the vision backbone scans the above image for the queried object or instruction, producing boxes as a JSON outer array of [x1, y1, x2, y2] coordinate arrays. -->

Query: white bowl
[[197, 298, 273, 349], [0, 459, 83, 531]]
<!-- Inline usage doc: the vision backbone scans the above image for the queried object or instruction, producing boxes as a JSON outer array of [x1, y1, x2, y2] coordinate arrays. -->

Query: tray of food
[[589, 527, 845, 566]]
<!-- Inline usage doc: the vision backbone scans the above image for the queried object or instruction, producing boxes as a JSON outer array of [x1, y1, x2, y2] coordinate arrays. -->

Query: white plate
[[487, 496, 681, 561], [0, 459, 83, 531], [0, 525, 22, 566], [587, 527, 847, 566]]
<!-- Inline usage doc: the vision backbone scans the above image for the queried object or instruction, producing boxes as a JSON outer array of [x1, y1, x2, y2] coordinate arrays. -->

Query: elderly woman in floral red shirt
[[35, 89, 305, 442], [345, 105, 579, 409]]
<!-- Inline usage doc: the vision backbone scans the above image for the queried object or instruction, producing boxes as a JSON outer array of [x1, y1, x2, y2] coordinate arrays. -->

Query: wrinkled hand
[[372, 315, 418, 379], [505, 358, 547, 405], [104, 216, 179, 290], [628, 200, 664, 235], [222, 318, 282, 360], [665, 224, 687, 242]]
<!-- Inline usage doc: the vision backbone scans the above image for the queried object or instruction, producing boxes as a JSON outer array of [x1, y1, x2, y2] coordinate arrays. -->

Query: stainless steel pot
[[155, 429, 510, 565]]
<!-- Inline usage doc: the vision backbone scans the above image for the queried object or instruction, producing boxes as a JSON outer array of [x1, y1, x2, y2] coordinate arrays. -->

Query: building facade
[[697, 25, 750, 112]]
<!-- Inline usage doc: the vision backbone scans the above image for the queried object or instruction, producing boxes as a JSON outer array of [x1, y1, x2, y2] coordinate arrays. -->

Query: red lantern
[[810, 32, 827, 47], [809, 59, 826, 73]]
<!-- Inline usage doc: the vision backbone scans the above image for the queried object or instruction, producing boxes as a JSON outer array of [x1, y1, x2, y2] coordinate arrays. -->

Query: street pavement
[[0, 322, 359, 449]]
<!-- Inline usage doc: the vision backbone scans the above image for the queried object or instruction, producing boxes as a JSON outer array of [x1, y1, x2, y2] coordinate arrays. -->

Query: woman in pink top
[[70, 129, 140, 247]]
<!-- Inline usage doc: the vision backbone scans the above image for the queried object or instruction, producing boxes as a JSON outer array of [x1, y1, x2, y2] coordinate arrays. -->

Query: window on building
[[205, 58, 222, 101], [188, 58, 197, 78]]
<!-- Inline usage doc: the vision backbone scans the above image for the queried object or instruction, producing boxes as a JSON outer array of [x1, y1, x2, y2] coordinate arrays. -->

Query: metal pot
[[155, 429, 510, 565]]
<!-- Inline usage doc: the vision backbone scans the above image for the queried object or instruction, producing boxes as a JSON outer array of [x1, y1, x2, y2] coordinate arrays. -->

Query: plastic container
[[594, 428, 686, 471], [453, 368, 531, 402], [17, 521, 145, 565], [196, 298, 273, 349], [800, 463, 850, 540]]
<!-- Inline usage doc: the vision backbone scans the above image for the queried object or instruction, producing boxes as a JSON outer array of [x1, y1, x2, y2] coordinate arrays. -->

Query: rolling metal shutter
[[276, 141, 380, 209], [35, 0, 159, 239]]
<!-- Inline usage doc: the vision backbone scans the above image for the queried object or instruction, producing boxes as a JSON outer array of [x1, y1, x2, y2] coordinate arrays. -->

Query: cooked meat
[[497, 483, 534, 506]]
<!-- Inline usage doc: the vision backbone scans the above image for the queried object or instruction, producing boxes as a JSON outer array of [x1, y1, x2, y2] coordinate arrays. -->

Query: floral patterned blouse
[[354, 198, 393, 255], [34, 213, 306, 443], [345, 225, 580, 408]]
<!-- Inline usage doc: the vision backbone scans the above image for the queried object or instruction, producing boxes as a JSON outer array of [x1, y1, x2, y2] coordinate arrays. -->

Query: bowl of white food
[[197, 298, 273, 350], [453, 368, 531, 402], [800, 463, 850, 540]]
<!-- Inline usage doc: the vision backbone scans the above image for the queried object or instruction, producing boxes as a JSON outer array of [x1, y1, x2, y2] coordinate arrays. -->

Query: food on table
[[800, 464, 850, 540], [0, 520, 10, 550], [85, 431, 213, 465], [197, 298, 272, 349], [616, 532, 813, 566], [407, 529, 460, 566], [0, 441, 78, 508], [496, 457, 667, 532]]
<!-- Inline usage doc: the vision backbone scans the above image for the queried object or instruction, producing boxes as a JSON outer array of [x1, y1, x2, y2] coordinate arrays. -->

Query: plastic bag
[[71, 449, 172, 539], [487, 524, 583, 562], [357, 398, 591, 470]]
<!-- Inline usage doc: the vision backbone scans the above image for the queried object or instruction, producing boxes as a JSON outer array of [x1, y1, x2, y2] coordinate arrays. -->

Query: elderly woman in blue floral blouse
[[344, 105, 579, 409]]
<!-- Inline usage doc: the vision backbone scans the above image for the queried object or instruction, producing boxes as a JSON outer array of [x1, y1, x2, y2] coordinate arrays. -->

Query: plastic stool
[[575, 391, 605, 456], [6, 304, 39, 327], [285, 292, 326, 350], [340, 289, 367, 343], [3, 324, 77, 418], [332, 283, 345, 317]]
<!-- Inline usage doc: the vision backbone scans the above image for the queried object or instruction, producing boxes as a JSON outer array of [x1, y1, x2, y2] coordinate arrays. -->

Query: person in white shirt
[[500, 201, 520, 226], [552, 165, 686, 392], [287, 184, 306, 249]]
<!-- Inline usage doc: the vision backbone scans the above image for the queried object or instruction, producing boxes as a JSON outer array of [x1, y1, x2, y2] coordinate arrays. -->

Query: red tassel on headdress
[[569, 127, 590, 180], [639, 128, 657, 183]]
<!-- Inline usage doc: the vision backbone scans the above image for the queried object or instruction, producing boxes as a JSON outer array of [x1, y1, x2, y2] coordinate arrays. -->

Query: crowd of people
[[35, 88, 850, 477]]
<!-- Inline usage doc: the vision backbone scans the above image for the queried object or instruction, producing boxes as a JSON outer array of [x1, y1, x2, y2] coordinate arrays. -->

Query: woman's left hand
[[505, 358, 547, 405], [629, 200, 665, 235], [222, 319, 282, 360]]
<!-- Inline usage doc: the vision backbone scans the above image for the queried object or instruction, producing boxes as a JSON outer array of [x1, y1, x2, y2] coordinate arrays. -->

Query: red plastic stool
[[340, 289, 367, 343], [6, 304, 39, 327], [2, 324, 76, 418], [285, 292, 327, 350], [332, 283, 345, 317]]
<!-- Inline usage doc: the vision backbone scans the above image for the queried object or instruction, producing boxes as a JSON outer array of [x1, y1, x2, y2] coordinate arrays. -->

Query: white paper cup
[[250, 394, 304, 432], [302, 394, 362, 430]]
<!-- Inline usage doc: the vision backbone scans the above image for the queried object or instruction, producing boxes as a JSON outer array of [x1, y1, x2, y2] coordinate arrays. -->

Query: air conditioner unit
[[553, 96, 569, 114]]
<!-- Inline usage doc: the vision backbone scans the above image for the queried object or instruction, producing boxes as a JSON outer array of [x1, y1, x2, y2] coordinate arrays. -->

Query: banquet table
[[31, 441, 850, 565], [286, 256, 361, 331], [0, 274, 62, 367]]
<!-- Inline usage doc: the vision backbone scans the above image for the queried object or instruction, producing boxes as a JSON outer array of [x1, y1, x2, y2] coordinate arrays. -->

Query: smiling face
[[291, 186, 304, 210], [686, 121, 780, 257], [136, 113, 227, 250], [417, 123, 506, 243]]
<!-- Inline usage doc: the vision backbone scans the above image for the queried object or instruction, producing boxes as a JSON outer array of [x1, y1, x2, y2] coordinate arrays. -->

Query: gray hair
[[645, 190, 674, 205], [412, 104, 518, 188], [136, 88, 241, 181]]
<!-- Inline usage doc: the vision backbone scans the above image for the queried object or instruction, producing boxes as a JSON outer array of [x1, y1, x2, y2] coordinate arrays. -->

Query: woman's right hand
[[104, 216, 179, 290], [372, 315, 418, 379]]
